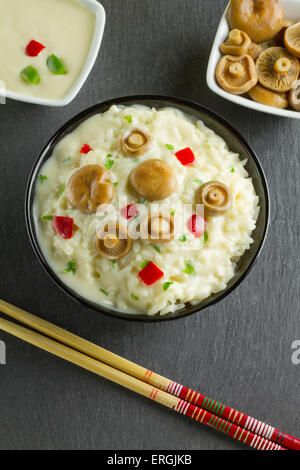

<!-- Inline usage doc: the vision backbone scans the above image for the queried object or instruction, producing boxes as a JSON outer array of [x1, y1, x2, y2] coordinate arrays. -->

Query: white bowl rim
[[1, 0, 105, 107], [206, 0, 300, 119]]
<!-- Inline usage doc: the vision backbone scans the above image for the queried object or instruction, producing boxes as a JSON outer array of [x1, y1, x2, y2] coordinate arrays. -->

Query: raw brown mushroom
[[227, 0, 284, 44], [196, 181, 233, 217], [256, 47, 299, 92], [141, 213, 175, 244], [284, 21, 300, 58], [67, 164, 114, 214], [220, 29, 251, 56], [216, 54, 257, 94], [129, 158, 177, 200], [289, 82, 300, 111], [119, 128, 152, 157], [248, 84, 289, 108], [96, 223, 132, 260]]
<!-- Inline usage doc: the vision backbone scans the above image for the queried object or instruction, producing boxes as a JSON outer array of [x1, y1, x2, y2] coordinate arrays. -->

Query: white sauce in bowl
[[34, 105, 260, 316], [0, 0, 95, 99]]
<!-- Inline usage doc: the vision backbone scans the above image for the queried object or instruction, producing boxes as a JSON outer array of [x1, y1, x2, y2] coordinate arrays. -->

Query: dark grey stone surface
[[0, 0, 299, 450]]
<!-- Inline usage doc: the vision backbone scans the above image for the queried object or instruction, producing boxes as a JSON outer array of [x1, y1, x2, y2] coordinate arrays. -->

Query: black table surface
[[0, 0, 299, 450]]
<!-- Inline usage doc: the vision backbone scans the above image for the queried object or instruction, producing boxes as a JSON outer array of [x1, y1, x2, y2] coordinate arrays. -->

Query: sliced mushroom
[[248, 84, 289, 108], [141, 213, 175, 244], [67, 164, 114, 214], [256, 47, 299, 92], [227, 0, 284, 43], [216, 54, 257, 94], [289, 82, 300, 111], [119, 128, 152, 157], [130, 158, 177, 200], [284, 21, 300, 58], [196, 181, 233, 217], [96, 223, 132, 260], [220, 29, 251, 56]]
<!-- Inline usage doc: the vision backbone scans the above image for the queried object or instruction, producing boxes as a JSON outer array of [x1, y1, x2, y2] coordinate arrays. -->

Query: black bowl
[[25, 95, 269, 322]]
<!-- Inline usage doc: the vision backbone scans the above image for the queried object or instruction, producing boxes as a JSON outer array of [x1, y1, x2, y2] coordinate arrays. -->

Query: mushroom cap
[[284, 21, 300, 58], [249, 83, 289, 108], [256, 47, 299, 92], [196, 181, 233, 217], [96, 223, 132, 260], [216, 54, 257, 94], [141, 212, 175, 244], [227, 0, 284, 43], [129, 158, 177, 201], [67, 164, 114, 214], [119, 128, 152, 157], [220, 29, 251, 56], [289, 82, 300, 111]]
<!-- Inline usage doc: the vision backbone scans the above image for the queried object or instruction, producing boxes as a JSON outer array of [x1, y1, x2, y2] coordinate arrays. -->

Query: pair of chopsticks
[[0, 299, 299, 451]]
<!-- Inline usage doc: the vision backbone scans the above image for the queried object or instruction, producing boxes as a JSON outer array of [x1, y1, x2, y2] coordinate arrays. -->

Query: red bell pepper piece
[[138, 261, 164, 286], [80, 144, 93, 154], [187, 214, 206, 238], [120, 204, 139, 220], [26, 40, 46, 57], [52, 216, 74, 239], [175, 147, 195, 166]]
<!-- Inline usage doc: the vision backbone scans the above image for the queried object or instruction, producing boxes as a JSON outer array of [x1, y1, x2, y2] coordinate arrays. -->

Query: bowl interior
[[25, 96, 269, 321], [207, 0, 300, 119]]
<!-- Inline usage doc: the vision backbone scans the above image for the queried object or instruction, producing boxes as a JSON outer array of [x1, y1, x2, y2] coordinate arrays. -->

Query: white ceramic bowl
[[207, 0, 300, 119], [2, 0, 105, 107]]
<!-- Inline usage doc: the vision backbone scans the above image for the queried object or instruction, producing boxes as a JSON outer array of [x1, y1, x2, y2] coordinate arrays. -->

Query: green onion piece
[[179, 234, 188, 242], [42, 215, 53, 221], [184, 261, 196, 276], [163, 281, 174, 291], [201, 231, 208, 244], [58, 184, 66, 197], [105, 159, 114, 170], [100, 288, 109, 296], [194, 178, 204, 185], [170, 209, 175, 216], [111, 260, 117, 268], [231, 167, 235, 173], [106, 154, 112, 158], [134, 158, 140, 163], [64, 259, 76, 275], [113, 182, 118, 187], [130, 293, 139, 301], [64, 156, 72, 163], [139, 198, 147, 204], [165, 144, 174, 150], [39, 174, 48, 184], [21, 66, 40, 85], [124, 115, 132, 124], [140, 260, 149, 269], [47, 54, 68, 75], [150, 243, 161, 253]]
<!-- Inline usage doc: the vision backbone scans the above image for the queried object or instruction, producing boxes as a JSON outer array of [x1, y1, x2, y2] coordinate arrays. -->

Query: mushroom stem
[[103, 234, 119, 249], [274, 57, 291, 73], [229, 62, 244, 77], [229, 29, 243, 45], [207, 189, 224, 205]]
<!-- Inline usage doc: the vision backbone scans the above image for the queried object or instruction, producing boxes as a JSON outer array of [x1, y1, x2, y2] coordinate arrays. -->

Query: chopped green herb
[[170, 210, 175, 216], [113, 181, 119, 187], [106, 153, 112, 158], [64, 156, 72, 163], [58, 184, 66, 197], [194, 178, 204, 185], [47, 54, 68, 75], [179, 234, 188, 242], [111, 260, 117, 268], [64, 259, 76, 275], [99, 288, 109, 296], [130, 293, 139, 301], [134, 158, 140, 163], [163, 281, 174, 291], [150, 243, 161, 253], [124, 115, 132, 124], [39, 174, 48, 184], [201, 231, 208, 244], [165, 144, 174, 150], [231, 167, 235, 173], [184, 261, 196, 276], [42, 215, 53, 221], [140, 260, 149, 269], [105, 159, 114, 170], [206, 142, 211, 148], [21, 66, 40, 85], [139, 198, 147, 204]]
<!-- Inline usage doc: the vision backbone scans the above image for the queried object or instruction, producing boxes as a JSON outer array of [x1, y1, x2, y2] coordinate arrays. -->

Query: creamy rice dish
[[34, 105, 259, 316], [0, 0, 95, 99]]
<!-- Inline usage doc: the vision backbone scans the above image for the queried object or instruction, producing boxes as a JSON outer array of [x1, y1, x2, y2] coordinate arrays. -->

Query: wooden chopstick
[[0, 299, 298, 450]]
